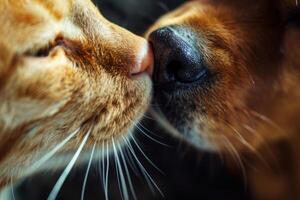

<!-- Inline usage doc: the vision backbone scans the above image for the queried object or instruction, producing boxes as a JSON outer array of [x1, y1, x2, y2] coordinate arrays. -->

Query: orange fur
[[0, 0, 152, 188]]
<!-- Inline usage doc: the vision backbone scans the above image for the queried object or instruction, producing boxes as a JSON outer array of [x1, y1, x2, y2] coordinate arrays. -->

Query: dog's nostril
[[165, 60, 200, 83], [165, 56, 206, 84], [166, 60, 181, 82], [149, 26, 207, 84]]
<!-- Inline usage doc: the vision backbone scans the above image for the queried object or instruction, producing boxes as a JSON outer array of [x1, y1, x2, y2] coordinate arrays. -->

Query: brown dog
[[148, 0, 300, 199]]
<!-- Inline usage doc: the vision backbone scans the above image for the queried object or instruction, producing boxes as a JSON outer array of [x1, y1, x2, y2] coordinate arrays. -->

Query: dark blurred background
[[14, 1, 250, 199], [94, 0, 184, 35]]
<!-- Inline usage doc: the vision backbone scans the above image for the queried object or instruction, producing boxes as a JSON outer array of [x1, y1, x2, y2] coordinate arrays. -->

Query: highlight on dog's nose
[[149, 26, 207, 84], [130, 42, 154, 76]]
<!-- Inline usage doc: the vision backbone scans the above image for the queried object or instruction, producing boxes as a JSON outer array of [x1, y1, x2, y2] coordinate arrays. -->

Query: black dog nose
[[149, 26, 206, 84]]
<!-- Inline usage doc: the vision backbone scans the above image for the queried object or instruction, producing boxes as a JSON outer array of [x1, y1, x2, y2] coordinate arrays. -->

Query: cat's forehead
[[32, 0, 72, 19], [1, 0, 72, 19], [0, 0, 84, 55]]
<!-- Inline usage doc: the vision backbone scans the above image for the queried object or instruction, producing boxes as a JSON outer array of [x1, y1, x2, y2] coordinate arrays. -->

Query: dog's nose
[[149, 27, 206, 84]]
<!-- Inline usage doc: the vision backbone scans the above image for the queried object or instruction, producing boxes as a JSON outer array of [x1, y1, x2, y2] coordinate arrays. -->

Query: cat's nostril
[[149, 26, 207, 84]]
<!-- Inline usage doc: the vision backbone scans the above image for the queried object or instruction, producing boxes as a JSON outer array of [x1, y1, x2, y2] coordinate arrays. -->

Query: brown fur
[[148, 0, 300, 199], [0, 0, 152, 188]]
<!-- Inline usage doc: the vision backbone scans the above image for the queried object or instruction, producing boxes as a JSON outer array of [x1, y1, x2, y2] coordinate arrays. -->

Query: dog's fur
[[148, 0, 300, 199], [0, 0, 152, 188]]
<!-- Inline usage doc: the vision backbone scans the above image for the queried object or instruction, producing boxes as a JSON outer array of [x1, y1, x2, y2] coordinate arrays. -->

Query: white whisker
[[48, 128, 91, 200], [137, 121, 163, 139], [124, 138, 154, 193], [149, 108, 182, 137], [99, 142, 108, 200], [129, 135, 164, 174], [104, 143, 110, 200], [118, 141, 137, 200], [123, 137, 163, 197], [26, 128, 80, 176], [123, 146, 139, 176], [133, 121, 169, 147], [112, 139, 129, 200], [141, 113, 155, 120], [126, 115, 168, 146], [100, 142, 110, 200], [10, 176, 16, 200], [81, 143, 96, 200]]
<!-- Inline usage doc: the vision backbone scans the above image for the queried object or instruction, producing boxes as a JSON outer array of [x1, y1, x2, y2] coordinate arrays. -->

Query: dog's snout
[[149, 27, 206, 85]]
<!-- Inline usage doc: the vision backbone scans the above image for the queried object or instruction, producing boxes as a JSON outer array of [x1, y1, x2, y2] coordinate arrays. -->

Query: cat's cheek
[[0, 49, 81, 128], [87, 75, 152, 145]]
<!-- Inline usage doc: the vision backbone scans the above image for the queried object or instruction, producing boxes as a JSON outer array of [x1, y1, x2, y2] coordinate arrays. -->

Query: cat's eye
[[25, 37, 65, 58]]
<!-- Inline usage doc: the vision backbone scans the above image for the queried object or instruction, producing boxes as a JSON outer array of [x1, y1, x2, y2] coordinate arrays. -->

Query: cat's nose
[[130, 42, 154, 76], [149, 26, 206, 84]]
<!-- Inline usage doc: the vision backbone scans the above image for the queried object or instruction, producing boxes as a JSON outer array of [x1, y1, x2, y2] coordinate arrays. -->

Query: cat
[[148, 0, 300, 199], [0, 0, 153, 191]]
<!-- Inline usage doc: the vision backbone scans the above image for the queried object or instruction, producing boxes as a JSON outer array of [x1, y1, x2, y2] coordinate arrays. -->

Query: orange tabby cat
[[148, 0, 300, 199], [0, 0, 153, 189]]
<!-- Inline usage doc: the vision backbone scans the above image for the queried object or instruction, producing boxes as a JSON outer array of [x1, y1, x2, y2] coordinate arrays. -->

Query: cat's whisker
[[141, 113, 155, 120], [123, 144, 140, 176], [99, 143, 104, 188], [135, 123, 168, 147], [128, 118, 169, 147], [25, 128, 80, 176], [100, 142, 110, 200], [149, 108, 183, 138], [48, 128, 92, 200], [80, 142, 96, 200], [10, 176, 16, 200], [137, 121, 164, 139], [123, 137, 163, 197], [99, 143, 104, 197], [104, 142, 110, 200], [118, 140, 137, 200], [112, 139, 129, 200], [123, 138, 154, 194], [129, 135, 164, 175], [99, 144, 104, 198]]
